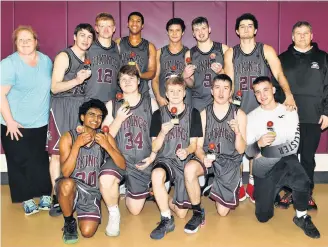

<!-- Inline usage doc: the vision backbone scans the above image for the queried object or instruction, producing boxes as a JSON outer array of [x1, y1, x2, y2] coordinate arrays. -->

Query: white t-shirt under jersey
[[247, 103, 299, 147]]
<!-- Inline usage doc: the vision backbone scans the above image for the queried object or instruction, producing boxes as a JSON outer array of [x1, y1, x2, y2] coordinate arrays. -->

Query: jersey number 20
[[75, 171, 97, 187]]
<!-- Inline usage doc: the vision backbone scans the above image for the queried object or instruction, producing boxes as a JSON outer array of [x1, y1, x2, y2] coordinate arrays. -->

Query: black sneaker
[[293, 215, 320, 239], [184, 209, 205, 234], [201, 176, 213, 197], [150, 216, 175, 240], [307, 197, 318, 211], [146, 193, 156, 202], [49, 195, 62, 217], [275, 191, 293, 209], [62, 218, 79, 244]]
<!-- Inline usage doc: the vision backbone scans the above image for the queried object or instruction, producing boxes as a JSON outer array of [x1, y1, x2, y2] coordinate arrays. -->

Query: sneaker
[[246, 183, 255, 203], [39, 195, 52, 210], [275, 191, 293, 209], [293, 215, 320, 239], [239, 185, 247, 202], [202, 184, 212, 197], [308, 197, 318, 211], [62, 218, 79, 244], [23, 199, 39, 216], [49, 195, 62, 217], [105, 211, 120, 237], [150, 216, 175, 240], [146, 192, 156, 202], [184, 209, 205, 234]]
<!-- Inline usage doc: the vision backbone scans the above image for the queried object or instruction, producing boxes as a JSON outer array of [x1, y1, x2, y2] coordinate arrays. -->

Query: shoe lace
[[65, 220, 77, 234]]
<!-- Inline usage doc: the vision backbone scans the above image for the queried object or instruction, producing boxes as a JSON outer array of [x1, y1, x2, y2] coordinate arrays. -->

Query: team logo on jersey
[[278, 115, 285, 118], [311, 62, 319, 69]]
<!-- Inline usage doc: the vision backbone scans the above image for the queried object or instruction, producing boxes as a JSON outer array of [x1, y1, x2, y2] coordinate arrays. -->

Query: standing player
[[149, 76, 202, 240], [152, 18, 190, 106], [99, 65, 158, 237], [184, 74, 247, 234], [47, 24, 96, 217], [117, 12, 156, 95], [183, 16, 229, 112], [86, 13, 121, 102], [56, 99, 125, 244], [224, 13, 296, 202]]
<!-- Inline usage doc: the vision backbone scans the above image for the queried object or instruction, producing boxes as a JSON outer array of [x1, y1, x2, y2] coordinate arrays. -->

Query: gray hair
[[292, 21, 312, 33]]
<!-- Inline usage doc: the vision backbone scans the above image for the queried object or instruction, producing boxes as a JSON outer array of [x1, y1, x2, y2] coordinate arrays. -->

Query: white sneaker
[[105, 211, 120, 237]]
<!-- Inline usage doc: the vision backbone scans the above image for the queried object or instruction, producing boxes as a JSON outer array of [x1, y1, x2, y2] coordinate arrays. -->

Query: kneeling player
[[100, 65, 158, 237], [149, 75, 203, 240], [184, 74, 246, 234], [56, 99, 125, 244]]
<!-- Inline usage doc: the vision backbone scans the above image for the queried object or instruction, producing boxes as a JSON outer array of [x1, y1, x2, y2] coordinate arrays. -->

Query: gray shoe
[[49, 195, 62, 217]]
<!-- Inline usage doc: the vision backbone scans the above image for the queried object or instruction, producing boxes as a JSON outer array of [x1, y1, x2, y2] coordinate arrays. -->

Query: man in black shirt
[[274, 21, 328, 210]]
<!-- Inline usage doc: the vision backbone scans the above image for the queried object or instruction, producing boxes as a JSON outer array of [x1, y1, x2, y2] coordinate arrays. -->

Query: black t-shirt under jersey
[[150, 107, 203, 138]]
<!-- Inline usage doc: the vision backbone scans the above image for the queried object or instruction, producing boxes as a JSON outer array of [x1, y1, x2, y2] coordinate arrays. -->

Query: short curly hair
[[78, 99, 108, 124]]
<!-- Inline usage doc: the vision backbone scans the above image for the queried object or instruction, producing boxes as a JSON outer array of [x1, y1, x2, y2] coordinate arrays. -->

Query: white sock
[[161, 210, 171, 219], [108, 205, 119, 215], [249, 175, 254, 185], [296, 210, 307, 218], [239, 178, 243, 187]]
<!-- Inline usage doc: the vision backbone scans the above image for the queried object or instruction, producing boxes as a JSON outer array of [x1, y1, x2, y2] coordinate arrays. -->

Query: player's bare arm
[[152, 49, 167, 106], [139, 42, 156, 80], [152, 121, 174, 153], [264, 44, 296, 108], [51, 52, 89, 94], [183, 50, 195, 88], [224, 48, 234, 92], [103, 100, 131, 137], [217, 44, 230, 75], [234, 109, 247, 154], [186, 137, 198, 155], [59, 132, 92, 177]]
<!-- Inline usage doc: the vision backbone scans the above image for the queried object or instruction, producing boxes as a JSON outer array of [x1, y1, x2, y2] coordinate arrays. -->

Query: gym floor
[[1, 185, 327, 247]]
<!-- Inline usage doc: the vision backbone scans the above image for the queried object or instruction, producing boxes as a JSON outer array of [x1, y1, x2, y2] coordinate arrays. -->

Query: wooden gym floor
[[1, 185, 328, 247]]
